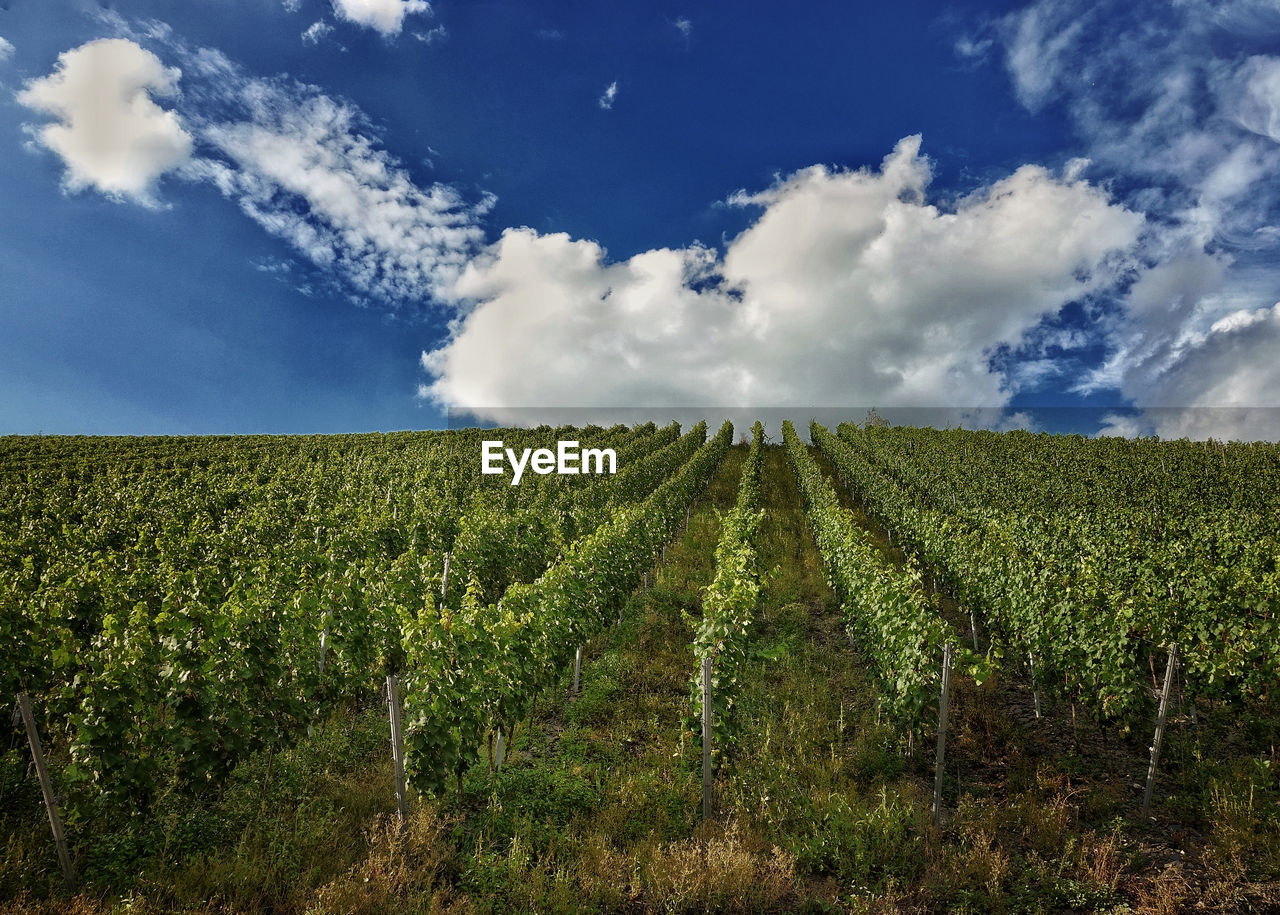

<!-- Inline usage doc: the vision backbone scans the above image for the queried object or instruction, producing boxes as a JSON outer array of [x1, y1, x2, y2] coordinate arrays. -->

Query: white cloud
[[302, 21, 334, 44], [1000, 0, 1085, 112], [954, 35, 993, 61], [0, 36, 14, 62], [1210, 306, 1270, 335], [996, 0, 1280, 439], [420, 136, 1143, 424], [16, 38, 193, 204], [187, 75, 490, 303], [673, 17, 692, 40], [283, 0, 302, 12], [413, 25, 447, 44], [598, 81, 618, 110], [25, 24, 490, 306], [331, 0, 430, 37], [1231, 55, 1280, 143], [1152, 319, 1280, 404], [1095, 299, 1280, 440], [998, 2, 1280, 246], [1099, 408, 1280, 442], [1078, 246, 1280, 439]]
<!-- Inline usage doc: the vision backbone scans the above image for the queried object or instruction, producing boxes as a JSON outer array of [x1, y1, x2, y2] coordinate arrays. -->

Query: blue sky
[[2, 0, 1279, 438]]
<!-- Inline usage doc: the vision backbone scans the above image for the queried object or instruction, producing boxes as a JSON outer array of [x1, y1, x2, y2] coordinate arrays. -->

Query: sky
[[1, 0, 1279, 439]]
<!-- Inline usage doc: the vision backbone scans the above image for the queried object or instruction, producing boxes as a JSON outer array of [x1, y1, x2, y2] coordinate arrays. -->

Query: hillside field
[[3, 422, 1279, 913]]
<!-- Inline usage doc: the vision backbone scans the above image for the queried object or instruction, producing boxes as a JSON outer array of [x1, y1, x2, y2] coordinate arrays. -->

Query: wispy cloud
[[187, 70, 492, 304], [282, 0, 301, 12], [536, 28, 564, 41], [673, 17, 692, 42], [953, 35, 992, 62], [301, 20, 333, 45], [413, 25, 447, 45], [999, 0, 1087, 112], [598, 80, 618, 110], [996, 0, 1280, 437], [0, 36, 14, 61]]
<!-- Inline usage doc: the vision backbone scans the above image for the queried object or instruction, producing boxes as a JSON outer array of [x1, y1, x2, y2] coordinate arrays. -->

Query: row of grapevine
[[0, 424, 663, 816], [399, 421, 735, 795], [837, 424, 1280, 688], [814, 421, 1137, 718], [443, 421, 690, 608], [819, 421, 1279, 722], [689, 421, 764, 772], [783, 422, 955, 734]]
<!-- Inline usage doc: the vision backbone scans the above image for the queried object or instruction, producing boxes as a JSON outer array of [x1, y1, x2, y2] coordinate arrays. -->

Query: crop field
[[3, 421, 1279, 913]]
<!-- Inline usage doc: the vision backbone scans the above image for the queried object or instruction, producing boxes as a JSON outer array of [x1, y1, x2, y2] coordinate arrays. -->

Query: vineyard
[[2, 421, 1279, 912]]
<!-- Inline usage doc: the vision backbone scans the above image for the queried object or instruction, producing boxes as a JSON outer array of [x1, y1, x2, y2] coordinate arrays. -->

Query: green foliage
[[689, 421, 764, 772], [784, 421, 952, 736], [791, 790, 925, 885], [402, 421, 734, 797], [821, 419, 1280, 723], [0, 423, 655, 816]]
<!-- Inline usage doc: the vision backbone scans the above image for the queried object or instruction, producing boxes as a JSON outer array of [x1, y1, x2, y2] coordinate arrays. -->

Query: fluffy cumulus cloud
[[0, 36, 15, 62], [421, 137, 1143, 424], [16, 38, 193, 204], [1148, 305, 1280, 415], [1096, 304, 1280, 440], [1090, 258, 1280, 439], [331, 0, 430, 36], [997, 0, 1280, 439]]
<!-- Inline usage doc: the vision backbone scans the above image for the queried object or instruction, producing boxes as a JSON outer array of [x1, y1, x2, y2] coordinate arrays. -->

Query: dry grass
[[305, 808, 465, 914], [634, 824, 797, 911]]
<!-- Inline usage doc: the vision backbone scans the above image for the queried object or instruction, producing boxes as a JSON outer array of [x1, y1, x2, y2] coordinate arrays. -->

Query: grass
[[3, 444, 1279, 912]]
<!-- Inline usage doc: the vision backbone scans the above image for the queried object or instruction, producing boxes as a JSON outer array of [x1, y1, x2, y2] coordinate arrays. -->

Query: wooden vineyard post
[[441, 552, 451, 599], [1028, 653, 1042, 719], [1142, 643, 1180, 816], [386, 675, 409, 822], [318, 605, 330, 677], [701, 656, 713, 822], [932, 643, 954, 825], [16, 694, 75, 891], [494, 728, 506, 771], [573, 645, 583, 695], [968, 606, 980, 651]]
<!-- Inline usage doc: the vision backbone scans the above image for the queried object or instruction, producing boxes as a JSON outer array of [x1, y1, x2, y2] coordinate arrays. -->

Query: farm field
[[3, 422, 1279, 913]]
